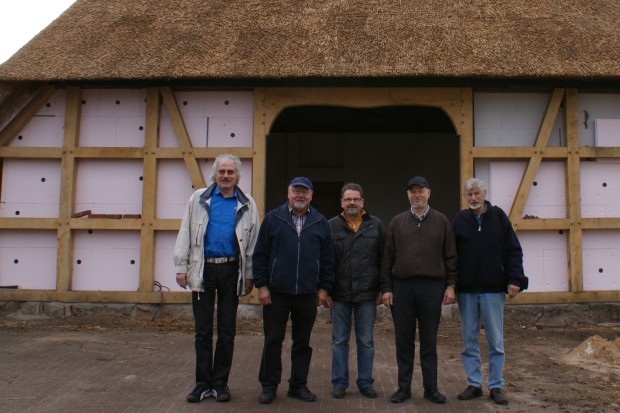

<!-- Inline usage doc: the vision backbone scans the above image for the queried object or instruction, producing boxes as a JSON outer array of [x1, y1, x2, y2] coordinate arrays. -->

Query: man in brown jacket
[[381, 176, 458, 405]]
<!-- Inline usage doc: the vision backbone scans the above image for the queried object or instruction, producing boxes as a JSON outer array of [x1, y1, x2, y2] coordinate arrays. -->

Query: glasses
[[342, 198, 363, 203]]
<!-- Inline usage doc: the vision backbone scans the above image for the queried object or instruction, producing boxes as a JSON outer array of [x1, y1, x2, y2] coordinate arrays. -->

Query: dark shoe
[[287, 386, 317, 402], [390, 388, 411, 403], [458, 385, 483, 400], [186, 385, 211, 403], [359, 386, 378, 398], [258, 389, 276, 404], [332, 387, 346, 399], [424, 389, 447, 404], [489, 388, 508, 405], [213, 385, 231, 402]]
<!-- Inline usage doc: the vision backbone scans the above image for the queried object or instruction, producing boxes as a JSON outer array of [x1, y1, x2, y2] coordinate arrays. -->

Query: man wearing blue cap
[[253, 176, 335, 405]]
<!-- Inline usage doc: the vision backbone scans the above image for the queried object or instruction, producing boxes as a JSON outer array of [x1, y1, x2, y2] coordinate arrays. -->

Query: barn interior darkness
[[266, 105, 460, 225]]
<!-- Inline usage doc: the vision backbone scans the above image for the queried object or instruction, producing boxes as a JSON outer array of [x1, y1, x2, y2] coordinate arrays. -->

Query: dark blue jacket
[[451, 201, 524, 293], [253, 203, 335, 295]]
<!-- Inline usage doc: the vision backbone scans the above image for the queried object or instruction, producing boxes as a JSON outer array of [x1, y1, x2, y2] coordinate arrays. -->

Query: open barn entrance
[[266, 106, 459, 224]]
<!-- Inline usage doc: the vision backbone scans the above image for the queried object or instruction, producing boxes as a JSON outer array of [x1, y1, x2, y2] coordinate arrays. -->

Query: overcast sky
[[0, 0, 77, 64]]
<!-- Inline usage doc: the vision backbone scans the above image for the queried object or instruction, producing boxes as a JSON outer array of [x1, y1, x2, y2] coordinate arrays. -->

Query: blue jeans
[[331, 300, 376, 390], [458, 292, 506, 389]]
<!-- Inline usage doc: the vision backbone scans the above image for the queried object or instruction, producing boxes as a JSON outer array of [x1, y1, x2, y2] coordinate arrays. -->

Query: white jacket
[[173, 184, 259, 295]]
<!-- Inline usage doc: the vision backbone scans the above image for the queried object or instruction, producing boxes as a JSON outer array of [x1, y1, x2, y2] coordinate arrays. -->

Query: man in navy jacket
[[451, 177, 524, 406], [253, 176, 335, 404]]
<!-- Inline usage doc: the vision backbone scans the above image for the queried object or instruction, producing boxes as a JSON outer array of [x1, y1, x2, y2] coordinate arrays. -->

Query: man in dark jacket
[[327, 183, 386, 400], [253, 176, 335, 405], [381, 176, 457, 405], [451, 177, 524, 406]]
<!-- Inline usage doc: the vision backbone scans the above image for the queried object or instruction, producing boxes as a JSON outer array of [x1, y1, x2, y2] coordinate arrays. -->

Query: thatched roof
[[0, 0, 619, 83]]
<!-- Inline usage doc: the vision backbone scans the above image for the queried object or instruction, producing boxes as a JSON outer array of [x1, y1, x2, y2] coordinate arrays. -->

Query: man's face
[[407, 185, 431, 210], [215, 160, 238, 193], [288, 185, 313, 213], [341, 189, 364, 218], [464, 187, 486, 214]]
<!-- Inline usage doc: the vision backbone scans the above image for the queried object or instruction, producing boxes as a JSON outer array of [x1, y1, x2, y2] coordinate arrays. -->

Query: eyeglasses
[[342, 198, 363, 203]]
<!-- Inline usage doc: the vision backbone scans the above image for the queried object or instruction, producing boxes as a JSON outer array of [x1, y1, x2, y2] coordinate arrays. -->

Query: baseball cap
[[289, 176, 313, 189], [407, 176, 430, 189]]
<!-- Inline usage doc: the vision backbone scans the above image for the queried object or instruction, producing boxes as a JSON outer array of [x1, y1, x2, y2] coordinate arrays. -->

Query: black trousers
[[258, 292, 317, 390], [192, 261, 239, 388], [391, 277, 445, 392]]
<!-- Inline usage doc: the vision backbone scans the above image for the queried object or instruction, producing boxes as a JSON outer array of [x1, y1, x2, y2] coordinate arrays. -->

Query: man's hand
[[258, 286, 271, 305], [507, 284, 520, 298], [317, 289, 331, 308], [443, 285, 456, 305], [382, 292, 394, 308], [176, 273, 188, 289], [243, 279, 254, 296], [325, 295, 334, 309]]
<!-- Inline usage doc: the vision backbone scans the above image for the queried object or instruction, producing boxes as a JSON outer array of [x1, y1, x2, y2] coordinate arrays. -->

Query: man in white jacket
[[174, 154, 259, 404]]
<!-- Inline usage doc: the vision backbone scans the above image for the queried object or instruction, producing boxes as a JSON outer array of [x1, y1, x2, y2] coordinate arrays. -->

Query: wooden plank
[[581, 217, 620, 229], [564, 89, 583, 293], [507, 290, 620, 305], [74, 147, 144, 158], [459, 88, 474, 209], [153, 147, 254, 159], [253, 88, 267, 219], [473, 146, 568, 159], [0, 218, 58, 229], [70, 218, 141, 230], [509, 89, 565, 222], [579, 147, 620, 158], [0, 147, 63, 158], [56, 87, 81, 292], [159, 87, 206, 189], [0, 86, 55, 146], [152, 219, 182, 231], [139, 87, 160, 293], [513, 218, 570, 231]]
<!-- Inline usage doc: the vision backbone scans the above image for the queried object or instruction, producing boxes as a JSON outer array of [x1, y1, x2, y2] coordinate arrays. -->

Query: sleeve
[[380, 220, 396, 293], [243, 198, 260, 280], [442, 217, 459, 286], [499, 209, 525, 281], [318, 219, 336, 293], [252, 212, 271, 289]]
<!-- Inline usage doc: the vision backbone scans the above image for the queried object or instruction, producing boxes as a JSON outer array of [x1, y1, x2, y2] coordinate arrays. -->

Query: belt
[[205, 256, 237, 264]]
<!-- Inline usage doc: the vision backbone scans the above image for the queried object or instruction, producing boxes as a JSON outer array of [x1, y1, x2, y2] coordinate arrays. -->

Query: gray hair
[[463, 177, 487, 194], [210, 153, 242, 184], [340, 182, 364, 198]]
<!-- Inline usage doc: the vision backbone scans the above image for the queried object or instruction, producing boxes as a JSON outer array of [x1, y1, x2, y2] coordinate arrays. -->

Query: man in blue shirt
[[174, 154, 259, 404]]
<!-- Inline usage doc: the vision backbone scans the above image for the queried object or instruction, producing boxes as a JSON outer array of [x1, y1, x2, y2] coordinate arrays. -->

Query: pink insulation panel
[[489, 161, 567, 218], [154, 231, 185, 292], [580, 161, 620, 218], [75, 160, 143, 215], [518, 231, 569, 292], [0, 159, 61, 218], [582, 230, 620, 291], [0, 230, 57, 289], [156, 159, 253, 219], [159, 91, 253, 148], [9, 90, 66, 148], [72, 230, 140, 291], [79, 89, 147, 147]]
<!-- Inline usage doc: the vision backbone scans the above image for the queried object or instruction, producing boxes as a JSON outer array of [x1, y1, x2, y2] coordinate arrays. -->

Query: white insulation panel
[[0, 231, 57, 289], [518, 231, 569, 292], [72, 230, 140, 291], [154, 231, 185, 292], [9, 89, 66, 148], [582, 230, 620, 291], [580, 161, 620, 218]]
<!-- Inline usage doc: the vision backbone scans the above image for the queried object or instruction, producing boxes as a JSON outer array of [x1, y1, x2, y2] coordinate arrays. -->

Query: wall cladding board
[[159, 91, 253, 148], [489, 161, 566, 218], [474, 92, 564, 147], [153, 231, 185, 292], [75, 159, 143, 215], [80, 89, 147, 147], [72, 230, 140, 291], [156, 159, 253, 219], [0, 159, 61, 218], [9, 89, 66, 148], [0, 230, 57, 289], [518, 231, 569, 292], [578, 94, 620, 147], [580, 161, 620, 218], [582, 230, 620, 291]]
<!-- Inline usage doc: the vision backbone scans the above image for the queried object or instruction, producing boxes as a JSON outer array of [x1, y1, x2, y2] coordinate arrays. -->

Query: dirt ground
[[1, 314, 619, 413]]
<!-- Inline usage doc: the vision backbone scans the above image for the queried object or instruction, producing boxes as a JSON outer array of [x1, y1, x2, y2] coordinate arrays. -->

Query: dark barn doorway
[[265, 106, 460, 225]]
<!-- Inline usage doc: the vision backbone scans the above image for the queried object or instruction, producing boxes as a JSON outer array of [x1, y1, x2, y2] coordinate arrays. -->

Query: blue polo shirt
[[204, 187, 238, 257]]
